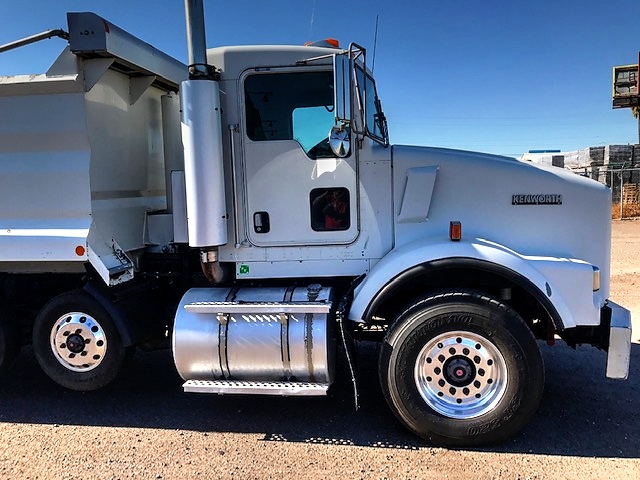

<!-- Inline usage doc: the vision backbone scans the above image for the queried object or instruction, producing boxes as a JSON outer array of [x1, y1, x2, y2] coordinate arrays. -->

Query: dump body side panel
[[0, 21, 186, 281], [0, 74, 91, 267]]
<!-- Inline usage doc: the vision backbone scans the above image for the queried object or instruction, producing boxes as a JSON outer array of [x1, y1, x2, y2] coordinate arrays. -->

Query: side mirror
[[332, 53, 351, 158], [329, 125, 350, 158], [333, 53, 351, 125]]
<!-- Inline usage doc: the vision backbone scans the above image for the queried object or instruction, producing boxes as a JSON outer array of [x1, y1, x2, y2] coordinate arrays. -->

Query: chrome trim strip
[[185, 301, 331, 315]]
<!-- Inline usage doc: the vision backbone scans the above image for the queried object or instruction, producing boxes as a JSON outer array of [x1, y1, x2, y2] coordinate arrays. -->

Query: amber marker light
[[592, 266, 600, 292], [304, 38, 340, 48], [449, 221, 462, 241], [75, 245, 86, 257]]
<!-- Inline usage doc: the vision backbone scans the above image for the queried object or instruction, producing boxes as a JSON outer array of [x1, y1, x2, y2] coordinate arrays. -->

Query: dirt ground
[[0, 220, 639, 480], [609, 219, 640, 342]]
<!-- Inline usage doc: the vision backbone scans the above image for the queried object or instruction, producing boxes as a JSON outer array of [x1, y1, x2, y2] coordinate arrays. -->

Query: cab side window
[[310, 187, 350, 231], [244, 71, 337, 159]]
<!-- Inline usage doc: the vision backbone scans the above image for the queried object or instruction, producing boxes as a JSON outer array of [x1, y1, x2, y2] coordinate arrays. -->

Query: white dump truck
[[0, 4, 632, 447]]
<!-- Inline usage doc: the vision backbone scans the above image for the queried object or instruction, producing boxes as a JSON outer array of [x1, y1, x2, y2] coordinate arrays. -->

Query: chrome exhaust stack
[[182, 0, 227, 282], [184, 0, 212, 79]]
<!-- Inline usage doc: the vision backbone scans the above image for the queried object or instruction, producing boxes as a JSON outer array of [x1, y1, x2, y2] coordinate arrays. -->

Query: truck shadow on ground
[[1, 342, 638, 458]]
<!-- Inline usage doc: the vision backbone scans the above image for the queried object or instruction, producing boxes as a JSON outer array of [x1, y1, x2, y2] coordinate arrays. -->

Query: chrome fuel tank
[[172, 285, 335, 384]]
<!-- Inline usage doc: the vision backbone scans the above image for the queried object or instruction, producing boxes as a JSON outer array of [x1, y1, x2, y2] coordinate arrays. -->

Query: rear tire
[[33, 290, 133, 391], [379, 290, 544, 447]]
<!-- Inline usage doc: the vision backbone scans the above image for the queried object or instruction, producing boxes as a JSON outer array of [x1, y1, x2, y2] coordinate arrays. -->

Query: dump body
[[0, 12, 186, 285]]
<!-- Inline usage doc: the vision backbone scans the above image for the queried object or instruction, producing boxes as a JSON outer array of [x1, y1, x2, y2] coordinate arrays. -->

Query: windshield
[[355, 65, 387, 144]]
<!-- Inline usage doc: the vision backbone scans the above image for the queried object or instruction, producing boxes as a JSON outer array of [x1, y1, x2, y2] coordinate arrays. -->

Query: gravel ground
[[610, 219, 640, 342], [1, 220, 639, 480]]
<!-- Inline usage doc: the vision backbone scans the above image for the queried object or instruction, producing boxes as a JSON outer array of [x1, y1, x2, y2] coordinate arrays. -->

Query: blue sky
[[1, 0, 639, 157]]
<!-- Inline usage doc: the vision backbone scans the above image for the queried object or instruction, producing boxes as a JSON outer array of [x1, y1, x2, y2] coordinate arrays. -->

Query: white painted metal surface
[[349, 236, 601, 330], [0, 76, 91, 264], [348, 144, 612, 328], [0, 13, 186, 283], [66, 12, 186, 89]]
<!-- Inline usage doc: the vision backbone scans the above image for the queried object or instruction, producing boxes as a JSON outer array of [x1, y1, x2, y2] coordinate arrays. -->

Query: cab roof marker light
[[304, 39, 340, 48]]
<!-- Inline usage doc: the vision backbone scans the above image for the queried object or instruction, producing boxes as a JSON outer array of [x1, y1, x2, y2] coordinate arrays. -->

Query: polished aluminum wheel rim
[[414, 330, 507, 419], [50, 312, 107, 372]]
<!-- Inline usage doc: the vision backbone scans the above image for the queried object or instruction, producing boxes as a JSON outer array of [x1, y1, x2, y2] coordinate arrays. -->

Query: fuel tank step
[[183, 300, 331, 315], [182, 379, 329, 396]]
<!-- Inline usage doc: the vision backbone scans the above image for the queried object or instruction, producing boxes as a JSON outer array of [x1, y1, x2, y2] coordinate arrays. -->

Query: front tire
[[379, 290, 544, 447], [33, 290, 133, 391]]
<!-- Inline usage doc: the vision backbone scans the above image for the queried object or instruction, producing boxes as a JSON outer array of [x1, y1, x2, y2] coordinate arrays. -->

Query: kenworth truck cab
[[0, 6, 632, 447]]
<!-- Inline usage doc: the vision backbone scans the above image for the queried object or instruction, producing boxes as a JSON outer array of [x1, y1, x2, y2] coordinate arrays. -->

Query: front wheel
[[379, 290, 544, 447], [33, 290, 133, 391]]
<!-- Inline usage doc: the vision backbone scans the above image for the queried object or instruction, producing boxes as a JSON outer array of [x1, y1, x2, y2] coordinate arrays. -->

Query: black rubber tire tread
[[379, 289, 544, 447], [33, 290, 133, 391], [0, 314, 21, 379]]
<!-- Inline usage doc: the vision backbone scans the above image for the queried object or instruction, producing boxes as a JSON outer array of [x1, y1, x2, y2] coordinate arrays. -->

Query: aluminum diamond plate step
[[184, 301, 331, 314], [183, 379, 329, 396]]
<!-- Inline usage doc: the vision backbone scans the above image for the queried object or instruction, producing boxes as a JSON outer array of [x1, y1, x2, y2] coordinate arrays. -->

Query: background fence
[[569, 165, 640, 219], [523, 145, 640, 220]]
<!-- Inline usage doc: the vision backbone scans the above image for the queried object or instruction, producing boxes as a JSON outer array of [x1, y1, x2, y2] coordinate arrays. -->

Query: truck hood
[[389, 144, 612, 296]]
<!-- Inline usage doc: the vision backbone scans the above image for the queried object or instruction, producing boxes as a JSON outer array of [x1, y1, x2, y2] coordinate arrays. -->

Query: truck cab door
[[240, 67, 358, 247]]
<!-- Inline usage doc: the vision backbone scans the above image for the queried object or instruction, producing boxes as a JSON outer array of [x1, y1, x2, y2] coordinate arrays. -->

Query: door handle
[[253, 211, 270, 233]]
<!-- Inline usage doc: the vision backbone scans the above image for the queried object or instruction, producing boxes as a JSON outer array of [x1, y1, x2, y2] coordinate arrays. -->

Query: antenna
[[309, 0, 316, 39], [372, 14, 379, 73]]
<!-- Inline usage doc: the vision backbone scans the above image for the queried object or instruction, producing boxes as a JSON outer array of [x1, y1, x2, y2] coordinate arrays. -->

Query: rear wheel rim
[[49, 312, 107, 372], [414, 330, 507, 419]]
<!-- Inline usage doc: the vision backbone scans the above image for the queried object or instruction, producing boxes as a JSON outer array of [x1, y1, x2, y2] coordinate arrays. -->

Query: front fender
[[349, 236, 602, 330]]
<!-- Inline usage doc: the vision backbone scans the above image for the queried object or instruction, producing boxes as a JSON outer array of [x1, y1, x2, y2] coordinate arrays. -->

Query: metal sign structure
[[612, 52, 640, 109]]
